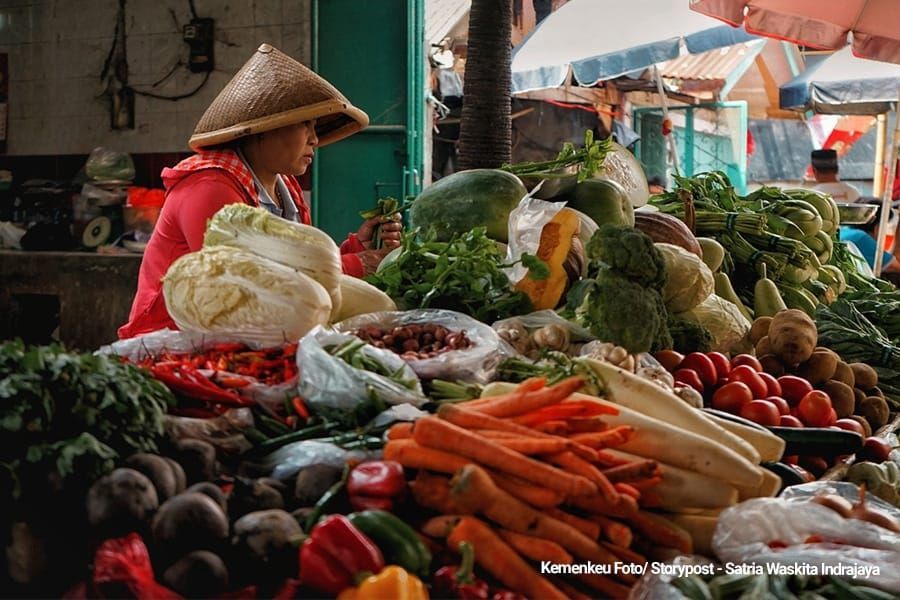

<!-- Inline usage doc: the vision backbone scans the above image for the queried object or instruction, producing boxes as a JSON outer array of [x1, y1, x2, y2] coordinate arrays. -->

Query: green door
[[312, 0, 425, 241]]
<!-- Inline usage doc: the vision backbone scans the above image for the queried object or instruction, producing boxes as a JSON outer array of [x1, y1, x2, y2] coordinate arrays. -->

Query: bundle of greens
[[366, 227, 546, 323], [0, 340, 173, 510], [501, 129, 612, 183]]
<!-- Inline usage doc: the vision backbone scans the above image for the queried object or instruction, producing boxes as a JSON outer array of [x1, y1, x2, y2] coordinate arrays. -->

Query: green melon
[[566, 179, 635, 229], [409, 169, 527, 242]]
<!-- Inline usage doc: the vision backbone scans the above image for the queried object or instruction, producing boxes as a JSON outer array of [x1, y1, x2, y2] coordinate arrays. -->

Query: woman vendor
[[119, 44, 400, 339]]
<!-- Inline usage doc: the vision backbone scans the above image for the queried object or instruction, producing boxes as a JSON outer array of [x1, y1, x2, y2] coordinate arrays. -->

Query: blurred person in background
[[839, 197, 900, 274], [810, 148, 861, 203]]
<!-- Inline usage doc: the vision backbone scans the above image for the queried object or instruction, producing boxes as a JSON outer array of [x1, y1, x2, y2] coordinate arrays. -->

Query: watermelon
[[566, 179, 635, 228], [409, 169, 527, 242]]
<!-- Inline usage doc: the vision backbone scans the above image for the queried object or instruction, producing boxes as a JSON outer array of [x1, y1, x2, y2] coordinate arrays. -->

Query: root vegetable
[[231, 509, 302, 583], [832, 361, 855, 388], [755, 336, 773, 357], [821, 380, 855, 419], [797, 351, 838, 386], [858, 396, 890, 431], [162, 551, 229, 599], [173, 439, 217, 485], [186, 482, 228, 514], [810, 494, 852, 517], [848, 415, 873, 437], [294, 464, 344, 507], [749, 317, 772, 346], [152, 492, 229, 563], [125, 453, 178, 501], [850, 363, 878, 390], [87, 468, 159, 537], [229, 478, 284, 520], [854, 387, 867, 408], [847, 485, 900, 532], [868, 387, 885, 399], [758, 355, 785, 377], [768, 310, 817, 366]]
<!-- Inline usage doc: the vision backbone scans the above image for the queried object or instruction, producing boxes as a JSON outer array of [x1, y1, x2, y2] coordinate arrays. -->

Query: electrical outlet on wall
[[184, 18, 215, 73]]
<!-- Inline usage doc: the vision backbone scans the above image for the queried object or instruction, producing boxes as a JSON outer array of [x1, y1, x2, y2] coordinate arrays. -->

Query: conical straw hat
[[189, 44, 369, 150]]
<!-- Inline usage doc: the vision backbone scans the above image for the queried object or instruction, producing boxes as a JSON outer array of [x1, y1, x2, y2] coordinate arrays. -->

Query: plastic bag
[[712, 487, 900, 591], [628, 555, 716, 600], [336, 308, 512, 383], [264, 440, 378, 481], [163, 409, 254, 455], [493, 309, 595, 357], [504, 194, 565, 285], [85, 147, 135, 182], [297, 325, 428, 415], [93, 534, 180, 599]]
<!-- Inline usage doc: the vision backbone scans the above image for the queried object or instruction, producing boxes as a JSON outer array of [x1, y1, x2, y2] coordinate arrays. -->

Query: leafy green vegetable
[[365, 227, 538, 323], [501, 130, 612, 183], [667, 317, 713, 354], [358, 196, 414, 249]]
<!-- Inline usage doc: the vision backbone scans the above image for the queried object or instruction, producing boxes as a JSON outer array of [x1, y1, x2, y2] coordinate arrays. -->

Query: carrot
[[469, 376, 584, 418], [549, 578, 594, 600], [576, 574, 632, 598], [511, 404, 591, 427], [589, 515, 633, 548], [450, 464, 619, 567], [421, 515, 462, 538], [564, 416, 610, 433], [498, 530, 573, 564], [383, 439, 470, 474], [545, 508, 601, 540], [446, 516, 567, 600], [601, 541, 646, 565], [409, 471, 467, 515], [569, 490, 640, 519], [386, 422, 414, 439], [628, 511, 694, 554], [615, 483, 641, 500], [490, 472, 565, 509], [545, 452, 619, 503], [462, 377, 548, 409], [534, 420, 569, 435], [601, 459, 659, 483], [628, 476, 663, 491], [593, 450, 631, 468], [569, 426, 635, 448], [490, 436, 572, 455], [414, 416, 597, 497]]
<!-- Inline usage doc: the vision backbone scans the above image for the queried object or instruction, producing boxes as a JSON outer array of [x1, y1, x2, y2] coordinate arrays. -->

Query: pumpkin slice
[[515, 208, 580, 310]]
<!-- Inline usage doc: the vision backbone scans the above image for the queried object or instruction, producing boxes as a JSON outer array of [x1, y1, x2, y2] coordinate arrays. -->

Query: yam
[[850, 363, 878, 390], [848, 416, 873, 438], [229, 477, 284, 520], [755, 336, 773, 357], [858, 396, 889, 431], [759, 354, 785, 377], [162, 551, 229, 599], [152, 492, 229, 563], [749, 317, 772, 345], [87, 468, 159, 537], [231, 509, 303, 584], [832, 362, 855, 388], [295, 464, 343, 506], [125, 453, 177, 501], [821, 380, 855, 418], [173, 439, 217, 485], [186, 482, 228, 514], [797, 351, 838, 386], [768, 309, 817, 365]]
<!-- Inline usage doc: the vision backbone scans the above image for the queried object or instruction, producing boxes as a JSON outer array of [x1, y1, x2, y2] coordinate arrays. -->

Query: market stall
[[2, 136, 899, 599]]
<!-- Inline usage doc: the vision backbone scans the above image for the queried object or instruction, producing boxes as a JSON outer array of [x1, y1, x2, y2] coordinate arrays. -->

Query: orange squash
[[516, 208, 580, 310]]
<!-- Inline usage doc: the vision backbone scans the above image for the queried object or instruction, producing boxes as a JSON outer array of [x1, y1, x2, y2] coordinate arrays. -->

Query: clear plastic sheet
[[504, 194, 565, 285], [493, 309, 595, 344], [264, 440, 379, 481], [336, 308, 512, 384], [297, 325, 428, 413], [629, 555, 716, 600], [162, 409, 255, 455], [84, 147, 135, 182]]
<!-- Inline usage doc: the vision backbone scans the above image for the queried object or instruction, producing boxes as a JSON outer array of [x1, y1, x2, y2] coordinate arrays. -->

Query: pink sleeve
[[341, 253, 365, 278], [170, 171, 248, 251], [340, 233, 367, 254]]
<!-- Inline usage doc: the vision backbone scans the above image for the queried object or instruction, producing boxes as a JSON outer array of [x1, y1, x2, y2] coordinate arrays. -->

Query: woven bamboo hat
[[188, 44, 369, 150]]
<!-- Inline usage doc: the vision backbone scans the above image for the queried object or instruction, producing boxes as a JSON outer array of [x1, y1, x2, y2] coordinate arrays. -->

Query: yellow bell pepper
[[337, 566, 429, 600]]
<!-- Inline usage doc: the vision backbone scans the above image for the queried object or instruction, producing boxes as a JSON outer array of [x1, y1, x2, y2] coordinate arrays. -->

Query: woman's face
[[258, 120, 319, 175]]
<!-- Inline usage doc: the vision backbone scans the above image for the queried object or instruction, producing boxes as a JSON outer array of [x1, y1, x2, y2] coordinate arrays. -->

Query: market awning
[[658, 39, 766, 95]]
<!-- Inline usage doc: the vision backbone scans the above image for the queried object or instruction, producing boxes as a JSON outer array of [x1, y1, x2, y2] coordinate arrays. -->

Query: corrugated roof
[[659, 41, 764, 92], [425, 0, 471, 46]]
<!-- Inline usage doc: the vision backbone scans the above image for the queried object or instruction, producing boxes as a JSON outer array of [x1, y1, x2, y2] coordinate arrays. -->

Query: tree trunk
[[458, 0, 512, 170]]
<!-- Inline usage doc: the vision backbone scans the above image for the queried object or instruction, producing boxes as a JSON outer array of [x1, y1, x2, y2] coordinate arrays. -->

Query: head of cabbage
[[675, 294, 753, 354], [163, 246, 332, 346], [655, 243, 715, 313]]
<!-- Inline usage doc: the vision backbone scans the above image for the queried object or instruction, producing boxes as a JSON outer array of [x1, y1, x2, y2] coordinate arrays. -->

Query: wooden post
[[873, 113, 888, 197]]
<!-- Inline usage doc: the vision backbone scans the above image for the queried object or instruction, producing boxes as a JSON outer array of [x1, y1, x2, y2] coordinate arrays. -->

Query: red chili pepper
[[299, 515, 384, 596], [433, 542, 489, 599], [217, 376, 252, 389], [150, 365, 249, 406], [210, 342, 249, 353], [347, 461, 406, 512], [291, 396, 310, 420]]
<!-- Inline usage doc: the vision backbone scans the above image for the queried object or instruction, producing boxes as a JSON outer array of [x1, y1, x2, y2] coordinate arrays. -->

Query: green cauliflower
[[586, 224, 667, 290], [667, 317, 713, 354], [572, 269, 668, 354]]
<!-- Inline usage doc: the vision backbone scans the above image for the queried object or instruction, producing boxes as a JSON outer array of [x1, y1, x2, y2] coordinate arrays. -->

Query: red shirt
[[118, 150, 366, 339]]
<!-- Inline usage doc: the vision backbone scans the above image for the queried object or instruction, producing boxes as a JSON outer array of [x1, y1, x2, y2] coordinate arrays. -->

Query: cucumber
[[765, 426, 863, 456], [761, 462, 806, 492], [703, 408, 770, 433]]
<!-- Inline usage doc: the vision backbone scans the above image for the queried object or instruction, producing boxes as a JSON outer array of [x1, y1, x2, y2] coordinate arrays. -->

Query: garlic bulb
[[580, 341, 637, 372]]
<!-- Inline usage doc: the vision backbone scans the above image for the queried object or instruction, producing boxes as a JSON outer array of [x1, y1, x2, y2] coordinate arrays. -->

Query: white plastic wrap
[[628, 555, 716, 600], [493, 309, 595, 344], [162, 409, 255, 455], [504, 194, 566, 285], [336, 309, 513, 384], [264, 440, 379, 481], [297, 325, 428, 414], [712, 487, 900, 591]]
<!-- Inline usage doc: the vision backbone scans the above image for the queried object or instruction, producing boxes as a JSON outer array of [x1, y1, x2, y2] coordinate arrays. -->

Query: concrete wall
[[0, 0, 312, 155]]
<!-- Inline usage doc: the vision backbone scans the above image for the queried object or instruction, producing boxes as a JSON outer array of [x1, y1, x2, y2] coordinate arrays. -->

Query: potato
[[164, 457, 187, 494], [822, 380, 855, 418], [231, 509, 302, 584], [295, 464, 344, 506], [759, 354, 785, 377], [797, 351, 838, 386], [867, 387, 884, 399], [848, 415, 873, 437], [755, 336, 773, 357], [749, 316, 772, 345], [87, 468, 159, 537], [853, 387, 867, 408], [858, 396, 890, 431], [162, 551, 229, 599], [850, 363, 878, 390], [125, 454, 177, 501], [186, 482, 228, 514], [173, 439, 217, 485], [832, 361, 855, 388], [229, 478, 284, 521], [152, 492, 229, 564], [768, 309, 817, 366]]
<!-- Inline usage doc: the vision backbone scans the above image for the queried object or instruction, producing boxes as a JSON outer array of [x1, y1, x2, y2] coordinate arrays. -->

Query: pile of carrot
[[385, 376, 693, 599]]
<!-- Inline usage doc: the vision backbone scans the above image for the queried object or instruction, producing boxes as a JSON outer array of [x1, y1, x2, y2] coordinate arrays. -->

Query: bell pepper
[[299, 514, 384, 596], [337, 565, 428, 600], [432, 541, 489, 600], [347, 460, 406, 512], [347, 510, 432, 578]]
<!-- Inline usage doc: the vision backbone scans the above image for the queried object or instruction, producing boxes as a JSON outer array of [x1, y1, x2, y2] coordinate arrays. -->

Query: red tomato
[[777, 375, 815, 405], [797, 391, 834, 427], [712, 382, 754, 413], [674, 369, 704, 394], [740, 399, 781, 426], [765, 396, 791, 415], [731, 354, 762, 372], [779, 415, 804, 428], [789, 464, 816, 483], [859, 437, 892, 463], [728, 365, 768, 399], [680, 353, 718, 387], [654, 350, 684, 373], [707, 352, 731, 380], [799, 455, 829, 478], [758, 372, 782, 398], [834, 419, 865, 436], [782, 454, 799, 464]]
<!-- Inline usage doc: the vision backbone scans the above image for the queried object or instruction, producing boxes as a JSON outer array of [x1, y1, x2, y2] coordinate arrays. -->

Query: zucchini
[[703, 408, 769, 433], [703, 408, 785, 463], [762, 462, 806, 492], [766, 426, 864, 457]]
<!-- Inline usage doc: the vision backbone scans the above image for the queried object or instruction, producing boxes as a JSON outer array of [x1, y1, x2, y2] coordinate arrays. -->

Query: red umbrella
[[690, 0, 900, 64]]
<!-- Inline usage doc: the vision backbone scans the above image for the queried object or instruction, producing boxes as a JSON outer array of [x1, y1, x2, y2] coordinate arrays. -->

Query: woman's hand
[[356, 247, 395, 276], [357, 212, 402, 250]]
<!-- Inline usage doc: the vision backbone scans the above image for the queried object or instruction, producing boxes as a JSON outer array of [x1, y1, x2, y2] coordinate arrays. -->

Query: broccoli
[[586, 224, 667, 290], [572, 269, 668, 354], [667, 317, 713, 354]]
